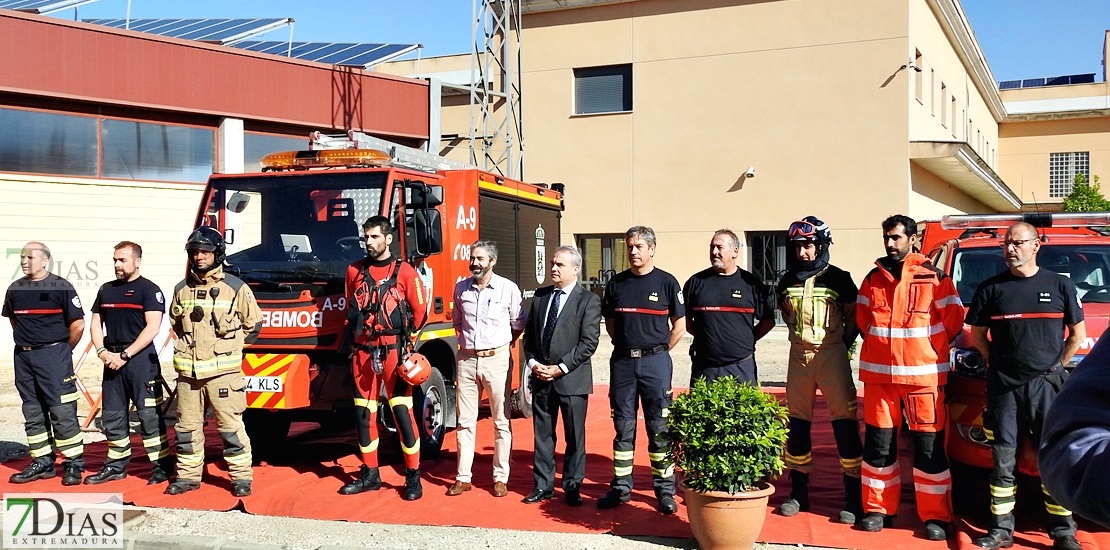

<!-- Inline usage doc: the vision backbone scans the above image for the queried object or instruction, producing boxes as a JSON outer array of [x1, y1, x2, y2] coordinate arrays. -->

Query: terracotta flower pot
[[681, 480, 774, 550]]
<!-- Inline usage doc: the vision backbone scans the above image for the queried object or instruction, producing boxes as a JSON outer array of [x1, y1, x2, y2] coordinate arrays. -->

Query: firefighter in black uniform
[[966, 222, 1085, 550], [683, 229, 775, 385], [3, 242, 86, 485], [598, 226, 686, 515], [84, 241, 173, 485]]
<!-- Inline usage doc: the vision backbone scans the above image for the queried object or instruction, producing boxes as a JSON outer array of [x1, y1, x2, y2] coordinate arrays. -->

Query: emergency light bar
[[260, 149, 392, 171], [941, 212, 1110, 230]]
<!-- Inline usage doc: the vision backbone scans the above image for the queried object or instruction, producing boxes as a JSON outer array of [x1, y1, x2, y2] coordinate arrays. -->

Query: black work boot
[[839, 474, 864, 524], [339, 465, 381, 495], [84, 466, 126, 485], [778, 470, 809, 516], [860, 512, 894, 532], [402, 468, 423, 501], [61, 464, 83, 486], [148, 459, 174, 485], [10, 461, 56, 484]]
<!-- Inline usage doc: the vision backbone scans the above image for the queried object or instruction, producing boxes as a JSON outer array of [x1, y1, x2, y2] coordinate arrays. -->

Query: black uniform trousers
[[985, 370, 1076, 538], [101, 344, 170, 472], [532, 383, 588, 492], [14, 343, 84, 469], [609, 351, 675, 498], [691, 354, 757, 386]]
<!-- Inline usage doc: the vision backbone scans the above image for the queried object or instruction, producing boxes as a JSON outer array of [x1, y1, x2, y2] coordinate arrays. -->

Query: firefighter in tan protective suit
[[776, 216, 864, 524], [166, 227, 262, 497]]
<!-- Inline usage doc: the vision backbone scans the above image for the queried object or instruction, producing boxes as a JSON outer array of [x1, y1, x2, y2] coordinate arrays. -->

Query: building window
[[101, 119, 215, 183], [0, 108, 98, 177], [939, 83, 947, 127], [576, 233, 630, 294], [914, 50, 923, 103], [1049, 152, 1090, 197], [244, 132, 307, 171], [574, 64, 632, 115]]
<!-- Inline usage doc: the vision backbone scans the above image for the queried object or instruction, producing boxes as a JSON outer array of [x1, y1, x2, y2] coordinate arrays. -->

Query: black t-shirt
[[2, 274, 84, 346], [684, 267, 774, 366], [92, 276, 166, 347], [602, 268, 685, 350], [966, 268, 1083, 389]]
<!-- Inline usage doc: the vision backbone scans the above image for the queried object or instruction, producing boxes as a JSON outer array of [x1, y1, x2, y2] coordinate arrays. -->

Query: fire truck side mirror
[[406, 185, 443, 207], [411, 207, 443, 257]]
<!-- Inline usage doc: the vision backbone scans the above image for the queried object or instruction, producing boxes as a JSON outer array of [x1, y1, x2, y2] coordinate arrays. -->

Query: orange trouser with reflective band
[[861, 382, 952, 522]]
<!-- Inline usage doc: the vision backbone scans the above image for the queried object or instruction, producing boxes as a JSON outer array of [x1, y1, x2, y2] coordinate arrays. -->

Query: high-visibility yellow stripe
[[59, 446, 82, 458], [420, 328, 456, 341], [401, 439, 420, 456], [1045, 503, 1072, 516], [30, 447, 52, 458], [613, 450, 634, 461], [360, 440, 380, 455], [991, 502, 1016, 515], [648, 452, 668, 462], [174, 353, 243, 375], [178, 452, 204, 466], [652, 465, 675, 478], [60, 391, 79, 403], [107, 448, 131, 459], [56, 433, 83, 448], [389, 396, 413, 409], [176, 299, 235, 309], [27, 432, 49, 445], [478, 180, 561, 207], [225, 451, 252, 466], [148, 448, 171, 460], [840, 457, 863, 469], [143, 434, 168, 448], [990, 485, 1016, 497], [614, 466, 633, 476]]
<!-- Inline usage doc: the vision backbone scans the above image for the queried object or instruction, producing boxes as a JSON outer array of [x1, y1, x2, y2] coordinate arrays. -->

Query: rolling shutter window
[[574, 64, 632, 115]]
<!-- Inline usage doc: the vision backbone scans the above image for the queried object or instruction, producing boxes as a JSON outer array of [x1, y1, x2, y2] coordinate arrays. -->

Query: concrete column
[[218, 118, 245, 174]]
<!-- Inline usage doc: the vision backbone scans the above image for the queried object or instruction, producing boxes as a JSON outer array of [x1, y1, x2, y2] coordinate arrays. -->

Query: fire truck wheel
[[416, 368, 446, 460], [243, 409, 292, 463], [509, 363, 534, 419]]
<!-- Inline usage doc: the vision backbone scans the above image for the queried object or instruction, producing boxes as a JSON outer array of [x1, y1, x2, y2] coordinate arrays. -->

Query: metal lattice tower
[[470, 0, 523, 179]]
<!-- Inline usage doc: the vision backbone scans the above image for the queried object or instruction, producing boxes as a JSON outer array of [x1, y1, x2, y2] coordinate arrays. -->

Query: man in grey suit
[[522, 245, 602, 506]]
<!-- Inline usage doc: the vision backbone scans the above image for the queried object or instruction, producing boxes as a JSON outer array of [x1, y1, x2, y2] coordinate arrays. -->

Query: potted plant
[[666, 376, 789, 550]]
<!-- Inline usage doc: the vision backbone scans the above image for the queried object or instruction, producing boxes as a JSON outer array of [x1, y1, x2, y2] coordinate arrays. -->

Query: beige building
[[384, 1, 1110, 290]]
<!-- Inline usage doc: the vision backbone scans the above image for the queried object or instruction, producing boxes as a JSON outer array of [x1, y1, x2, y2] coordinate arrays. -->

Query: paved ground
[[0, 326, 851, 549]]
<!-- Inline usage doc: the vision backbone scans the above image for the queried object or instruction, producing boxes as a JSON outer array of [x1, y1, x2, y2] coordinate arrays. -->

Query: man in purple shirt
[[448, 240, 526, 498]]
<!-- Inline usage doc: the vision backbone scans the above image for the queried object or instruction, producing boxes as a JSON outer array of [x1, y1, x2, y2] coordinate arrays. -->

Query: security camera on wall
[[744, 166, 756, 178]]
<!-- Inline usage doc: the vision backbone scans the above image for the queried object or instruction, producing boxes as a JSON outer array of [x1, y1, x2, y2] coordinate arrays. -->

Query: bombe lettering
[[261, 310, 323, 328]]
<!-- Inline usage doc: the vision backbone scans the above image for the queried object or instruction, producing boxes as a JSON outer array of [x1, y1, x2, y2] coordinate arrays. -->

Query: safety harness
[[349, 258, 417, 366]]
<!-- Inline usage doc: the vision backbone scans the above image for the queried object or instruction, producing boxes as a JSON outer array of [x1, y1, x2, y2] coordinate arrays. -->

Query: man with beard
[[598, 226, 685, 514], [683, 229, 774, 385], [856, 215, 963, 540], [965, 222, 1084, 550], [3, 242, 86, 485], [165, 227, 262, 497], [448, 240, 525, 498], [85, 241, 173, 485], [775, 217, 863, 524], [341, 216, 428, 500]]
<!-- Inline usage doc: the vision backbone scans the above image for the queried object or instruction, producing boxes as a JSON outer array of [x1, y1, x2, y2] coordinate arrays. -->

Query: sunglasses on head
[[788, 220, 817, 239]]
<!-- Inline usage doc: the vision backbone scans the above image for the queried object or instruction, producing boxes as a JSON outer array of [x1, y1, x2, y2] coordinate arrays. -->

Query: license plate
[[243, 376, 283, 393]]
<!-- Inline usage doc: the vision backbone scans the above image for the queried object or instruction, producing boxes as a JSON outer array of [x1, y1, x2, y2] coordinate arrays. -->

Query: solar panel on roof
[[83, 17, 291, 45], [231, 41, 420, 68], [0, 0, 99, 14]]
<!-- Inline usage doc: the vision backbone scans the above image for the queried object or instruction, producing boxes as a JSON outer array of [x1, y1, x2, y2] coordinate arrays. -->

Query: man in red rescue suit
[[342, 215, 428, 500], [776, 217, 864, 525], [856, 214, 963, 540]]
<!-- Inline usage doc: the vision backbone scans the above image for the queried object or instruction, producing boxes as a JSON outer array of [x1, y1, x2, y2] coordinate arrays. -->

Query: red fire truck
[[192, 132, 564, 457], [921, 212, 1110, 510]]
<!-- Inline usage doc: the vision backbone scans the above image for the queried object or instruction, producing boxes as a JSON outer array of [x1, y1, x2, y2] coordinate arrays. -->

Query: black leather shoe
[[84, 467, 126, 485], [402, 468, 422, 501], [339, 465, 381, 495], [860, 513, 893, 532], [597, 489, 631, 509], [658, 494, 678, 515], [565, 487, 583, 507], [10, 462, 55, 484], [164, 480, 201, 495], [523, 488, 555, 504], [61, 465, 83, 486], [231, 480, 252, 497], [924, 520, 950, 541], [148, 461, 172, 485], [974, 530, 1014, 549], [1053, 535, 1082, 550]]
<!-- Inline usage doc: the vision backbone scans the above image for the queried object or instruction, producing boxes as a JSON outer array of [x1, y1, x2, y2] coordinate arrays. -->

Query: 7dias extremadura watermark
[[4, 493, 123, 548]]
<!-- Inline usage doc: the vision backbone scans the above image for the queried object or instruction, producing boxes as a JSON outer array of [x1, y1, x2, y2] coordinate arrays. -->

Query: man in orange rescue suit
[[85, 241, 173, 485], [776, 217, 864, 525], [3, 242, 86, 486], [166, 227, 262, 497], [856, 214, 963, 540], [341, 215, 428, 500]]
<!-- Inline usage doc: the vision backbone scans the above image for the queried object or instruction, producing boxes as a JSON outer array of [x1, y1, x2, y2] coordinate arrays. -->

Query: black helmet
[[185, 226, 226, 264], [787, 216, 832, 245]]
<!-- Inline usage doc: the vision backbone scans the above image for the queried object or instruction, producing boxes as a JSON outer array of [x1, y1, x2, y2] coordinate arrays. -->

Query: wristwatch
[[119, 350, 131, 361]]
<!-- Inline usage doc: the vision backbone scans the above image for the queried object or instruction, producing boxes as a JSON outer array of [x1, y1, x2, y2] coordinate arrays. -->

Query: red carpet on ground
[[1, 386, 1106, 549]]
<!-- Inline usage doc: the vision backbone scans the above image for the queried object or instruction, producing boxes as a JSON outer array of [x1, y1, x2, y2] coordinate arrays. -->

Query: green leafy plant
[[1063, 173, 1110, 212], [666, 376, 789, 494]]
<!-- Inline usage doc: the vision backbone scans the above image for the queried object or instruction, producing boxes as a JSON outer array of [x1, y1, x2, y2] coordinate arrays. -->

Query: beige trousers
[[174, 370, 253, 482], [454, 344, 513, 483]]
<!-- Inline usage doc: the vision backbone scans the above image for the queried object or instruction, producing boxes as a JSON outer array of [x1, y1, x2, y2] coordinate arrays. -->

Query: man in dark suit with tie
[[522, 245, 602, 506]]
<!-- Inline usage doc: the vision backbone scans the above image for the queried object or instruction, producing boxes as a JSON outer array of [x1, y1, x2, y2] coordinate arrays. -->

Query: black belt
[[618, 344, 668, 358], [15, 341, 64, 352], [106, 344, 129, 353]]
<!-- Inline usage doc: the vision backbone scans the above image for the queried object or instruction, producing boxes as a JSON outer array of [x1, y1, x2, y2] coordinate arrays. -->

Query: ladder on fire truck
[[310, 131, 476, 175]]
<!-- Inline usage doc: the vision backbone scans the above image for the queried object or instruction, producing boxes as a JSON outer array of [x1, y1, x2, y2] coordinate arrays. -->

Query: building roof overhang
[[910, 141, 1022, 212]]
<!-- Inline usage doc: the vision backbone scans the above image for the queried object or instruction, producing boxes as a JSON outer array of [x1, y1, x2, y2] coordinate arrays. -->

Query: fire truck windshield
[[952, 244, 1110, 304], [203, 171, 389, 280]]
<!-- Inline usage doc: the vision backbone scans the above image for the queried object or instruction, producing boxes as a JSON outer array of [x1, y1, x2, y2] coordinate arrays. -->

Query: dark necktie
[[542, 289, 562, 358]]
